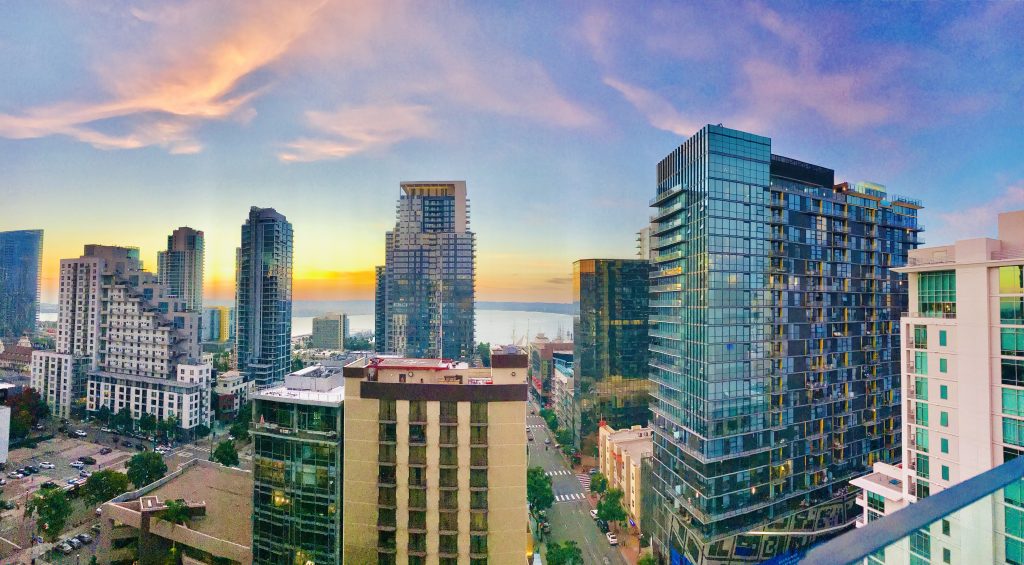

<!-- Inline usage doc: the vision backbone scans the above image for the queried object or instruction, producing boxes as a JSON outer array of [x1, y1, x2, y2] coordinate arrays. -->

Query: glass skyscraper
[[572, 258, 651, 450], [157, 226, 205, 313], [648, 125, 922, 563], [236, 207, 293, 387], [0, 229, 43, 339], [376, 181, 475, 360]]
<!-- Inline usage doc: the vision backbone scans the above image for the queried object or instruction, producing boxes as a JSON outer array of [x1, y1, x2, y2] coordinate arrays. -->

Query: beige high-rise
[[343, 347, 528, 564]]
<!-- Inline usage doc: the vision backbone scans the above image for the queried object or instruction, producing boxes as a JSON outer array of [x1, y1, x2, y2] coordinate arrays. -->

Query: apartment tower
[[0, 229, 43, 339], [377, 181, 476, 359], [251, 364, 344, 564], [572, 258, 651, 450], [157, 226, 205, 313], [851, 210, 1024, 564], [235, 207, 294, 387], [311, 313, 349, 350], [342, 347, 528, 564], [648, 125, 922, 563]]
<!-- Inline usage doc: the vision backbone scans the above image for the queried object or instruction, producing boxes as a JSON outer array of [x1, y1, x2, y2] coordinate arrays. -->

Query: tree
[[291, 355, 304, 372], [25, 488, 72, 542], [597, 487, 628, 526], [475, 342, 492, 367], [237, 401, 253, 427], [126, 452, 168, 488], [229, 421, 250, 442], [95, 405, 112, 425], [193, 424, 211, 439], [84, 470, 131, 505], [6, 388, 49, 423], [526, 466, 554, 515], [638, 554, 656, 565], [89, 556, 98, 565], [213, 440, 240, 467], [539, 408, 558, 431], [112, 407, 134, 431], [546, 541, 583, 565], [344, 335, 372, 350], [590, 472, 609, 496], [138, 412, 157, 434], [9, 409, 31, 440], [555, 428, 573, 447], [159, 499, 192, 525]]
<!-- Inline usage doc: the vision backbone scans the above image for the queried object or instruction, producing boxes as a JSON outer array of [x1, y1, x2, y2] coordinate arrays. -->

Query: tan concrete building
[[97, 459, 253, 565], [598, 423, 653, 533], [342, 346, 529, 565]]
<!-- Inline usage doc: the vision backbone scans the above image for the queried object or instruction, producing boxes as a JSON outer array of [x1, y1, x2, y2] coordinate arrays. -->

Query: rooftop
[[255, 364, 344, 404], [603, 424, 654, 463], [850, 463, 904, 500], [372, 358, 468, 371]]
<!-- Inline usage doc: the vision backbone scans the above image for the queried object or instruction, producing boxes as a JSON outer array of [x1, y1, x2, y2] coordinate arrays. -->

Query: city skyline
[[3, 2, 1022, 304]]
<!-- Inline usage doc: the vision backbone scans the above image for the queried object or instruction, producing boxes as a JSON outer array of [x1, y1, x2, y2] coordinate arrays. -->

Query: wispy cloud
[[0, 1, 326, 152], [933, 182, 1024, 243], [603, 77, 700, 137], [279, 103, 434, 162]]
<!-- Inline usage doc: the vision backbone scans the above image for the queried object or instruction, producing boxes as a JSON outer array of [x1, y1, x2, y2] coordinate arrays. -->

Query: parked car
[[74, 430, 87, 438], [39, 462, 55, 469], [69, 461, 84, 469], [25, 466, 39, 474], [33, 423, 44, 430], [135, 444, 147, 451], [56, 543, 73, 555], [79, 470, 92, 478], [90, 523, 102, 533], [596, 519, 609, 533], [0, 478, 6, 485], [40, 481, 58, 489], [121, 441, 132, 448], [66, 478, 78, 485], [544, 438, 551, 445], [76, 533, 93, 544], [606, 532, 618, 546], [590, 508, 599, 520], [67, 538, 82, 550], [527, 435, 533, 442], [6, 472, 20, 479], [78, 456, 97, 465], [99, 447, 112, 455]]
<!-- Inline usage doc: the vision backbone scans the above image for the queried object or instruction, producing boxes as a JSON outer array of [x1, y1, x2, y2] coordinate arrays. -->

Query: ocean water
[[41, 310, 574, 345]]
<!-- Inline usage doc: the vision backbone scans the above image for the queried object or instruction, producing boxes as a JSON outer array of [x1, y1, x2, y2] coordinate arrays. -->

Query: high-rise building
[[851, 210, 1024, 531], [235, 207, 293, 387], [0, 229, 43, 339], [251, 364, 344, 565], [648, 125, 923, 563], [202, 306, 233, 343], [311, 313, 349, 350], [527, 335, 573, 406], [342, 347, 528, 564], [157, 226, 204, 313], [33, 244, 212, 429], [572, 258, 650, 450], [375, 265, 388, 353], [377, 181, 475, 359]]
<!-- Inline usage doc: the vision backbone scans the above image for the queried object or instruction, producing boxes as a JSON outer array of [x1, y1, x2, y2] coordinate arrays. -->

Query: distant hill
[[203, 300, 573, 317]]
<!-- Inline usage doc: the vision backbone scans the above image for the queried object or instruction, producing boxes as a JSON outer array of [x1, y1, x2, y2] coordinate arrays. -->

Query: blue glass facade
[[649, 126, 921, 563], [0, 229, 43, 338]]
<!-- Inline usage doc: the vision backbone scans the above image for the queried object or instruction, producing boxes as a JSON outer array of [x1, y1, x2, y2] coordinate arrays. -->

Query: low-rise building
[[214, 370, 251, 420], [598, 423, 653, 534], [0, 337, 33, 373], [96, 459, 253, 565], [88, 363, 212, 431]]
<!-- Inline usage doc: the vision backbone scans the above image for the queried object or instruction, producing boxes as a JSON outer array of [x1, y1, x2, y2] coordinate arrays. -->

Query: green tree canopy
[[476, 342, 492, 367], [555, 428, 573, 447], [213, 440, 240, 467], [539, 408, 558, 431], [159, 499, 192, 525], [84, 470, 132, 505], [546, 540, 583, 565], [590, 472, 609, 496], [95, 405, 112, 424], [345, 335, 373, 350], [126, 452, 168, 488], [26, 488, 72, 542], [638, 554, 656, 565], [526, 466, 554, 515], [194, 424, 211, 439], [138, 412, 157, 434], [229, 421, 249, 442], [597, 487, 628, 525], [112, 407, 134, 431]]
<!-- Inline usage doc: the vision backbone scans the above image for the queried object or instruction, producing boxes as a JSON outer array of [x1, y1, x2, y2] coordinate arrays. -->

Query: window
[[918, 271, 956, 317], [915, 428, 929, 452], [1005, 418, 1024, 447], [1006, 359, 1024, 387], [914, 351, 928, 375], [913, 325, 928, 349], [910, 527, 931, 559], [1004, 328, 1024, 357], [916, 402, 929, 426], [941, 465, 949, 481], [1002, 297, 1024, 325], [1000, 266, 1024, 294], [939, 358, 947, 373], [917, 453, 930, 479], [915, 377, 929, 400], [867, 491, 885, 512], [941, 519, 950, 536], [1008, 506, 1024, 539], [1008, 537, 1024, 565], [940, 385, 948, 400], [939, 330, 947, 347], [942, 548, 951, 564], [941, 438, 949, 454], [1006, 389, 1024, 417], [940, 412, 949, 427]]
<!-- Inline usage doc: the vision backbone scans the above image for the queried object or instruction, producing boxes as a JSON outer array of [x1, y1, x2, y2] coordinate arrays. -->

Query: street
[[528, 402, 626, 565]]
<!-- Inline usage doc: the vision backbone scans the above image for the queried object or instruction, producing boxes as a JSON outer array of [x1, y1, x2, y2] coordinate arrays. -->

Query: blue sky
[[1, 1, 1022, 303]]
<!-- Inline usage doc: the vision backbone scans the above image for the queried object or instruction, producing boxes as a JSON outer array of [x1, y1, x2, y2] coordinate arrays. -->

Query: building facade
[[598, 423, 654, 533], [30, 351, 88, 418], [851, 210, 1024, 557], [203, 306, 234, 343], [552, 354, 576, 436], [528, 336, 573, 407], [251, 364, 344, 565], [214, 370, 252, 419], [342, 347, 528, 564], [0, 229, 43, 339], [377, 181, 476, 359], [649, 125, 922, 564], [573, 258, 651, 450], [157, 226, 205, 313], [311, 313, 349, 350], [236, 207, 294, 387], [375, 265, 388, 353]]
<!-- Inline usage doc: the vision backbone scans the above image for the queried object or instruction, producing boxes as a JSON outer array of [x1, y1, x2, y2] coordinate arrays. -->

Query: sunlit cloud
[[279, 103, 434, 162], [603, 77, 700, 137], [933, 182, 1024, 243]]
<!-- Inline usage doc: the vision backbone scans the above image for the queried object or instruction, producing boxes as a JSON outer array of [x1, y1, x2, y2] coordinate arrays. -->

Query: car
[[56, 543, 73, 555], [39, 462, 55, 469], [33, 423, 45, 430], [76, 533, 93, 544], [101, 427, 113, 433], [527, 435, 533, 442], [40, 481, 59, 489], [530, 409, 536, 415], [67, 538, 82, 550], [121, 441, 131, 448], [541, 521, 551, 533], [588, 467, 599, 475], [70, 461, 84, 469], [80, 470, 92, 478], [74, 430, 87, 438], [596, 519, 609, 533], [99, 447, 112, 455], [66, 478, 78, 485], [135, 443, 147, 451], [7, 473, 23, 479], [0, 478, 6, 485], [91, 523, 102, 533], [544, 438, 551, 445], [606, 532, 618, 546], [78, 456, 97, 465], [95, 507, 103, 516], [590, 508, 599, 520], [25, 465, 39, 474]]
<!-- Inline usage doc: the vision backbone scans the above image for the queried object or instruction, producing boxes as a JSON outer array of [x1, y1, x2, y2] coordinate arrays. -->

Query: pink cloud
[[279, 103, 434, 162], [603, 77, 700, 137], [933, 182, 1024, 242]]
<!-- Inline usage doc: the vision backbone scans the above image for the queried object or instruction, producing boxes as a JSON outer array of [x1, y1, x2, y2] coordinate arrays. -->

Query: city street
[[528, 403, 626, 565]]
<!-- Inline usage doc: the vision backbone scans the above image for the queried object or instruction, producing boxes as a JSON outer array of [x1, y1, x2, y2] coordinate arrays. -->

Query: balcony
[[902, 311, 956, 320]]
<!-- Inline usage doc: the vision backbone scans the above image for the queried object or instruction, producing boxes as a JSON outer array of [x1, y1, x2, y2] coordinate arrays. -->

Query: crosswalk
[[577, 474, 591, 491], [527, 424, 545, 429], [554, 492, 586, 503], [545, 469, 572, 477]]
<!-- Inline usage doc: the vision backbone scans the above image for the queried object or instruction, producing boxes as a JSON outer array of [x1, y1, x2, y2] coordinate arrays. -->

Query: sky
[[2, 1, 1023, 304]]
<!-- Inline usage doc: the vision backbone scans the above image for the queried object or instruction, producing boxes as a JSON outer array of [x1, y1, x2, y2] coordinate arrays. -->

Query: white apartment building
[[31, 352, 89, 418], [597, 423, 653, 533], [852, 210, 1024, 562], [88, 363, 211, 430], [213, 369, 252, 416]]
